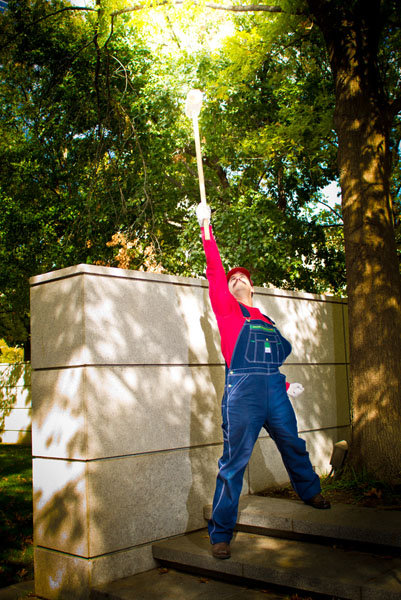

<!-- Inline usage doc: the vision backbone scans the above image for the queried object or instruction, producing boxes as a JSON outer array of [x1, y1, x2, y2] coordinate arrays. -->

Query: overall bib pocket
[[245, 326, 285, 365]]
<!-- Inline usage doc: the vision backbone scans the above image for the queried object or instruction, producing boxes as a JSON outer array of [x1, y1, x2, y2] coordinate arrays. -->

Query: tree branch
[[2, 2, 290, 52], [183, 146, 230, 189], [93, 2, 103, 140], [0, 6, 96, 51], [389, 97, 401, 121], [26, 5, 96, 21], [201, 3, 283, 12], [111, 2, 285, 16], [203, 156, 230, 189], [315, 198, 343, 221]]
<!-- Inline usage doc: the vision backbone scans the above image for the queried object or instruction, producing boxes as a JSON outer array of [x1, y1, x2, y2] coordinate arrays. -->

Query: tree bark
[[307, 0, 401, 482]]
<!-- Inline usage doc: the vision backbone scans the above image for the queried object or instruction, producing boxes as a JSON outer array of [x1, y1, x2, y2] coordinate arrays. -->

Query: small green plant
[[320, 466, 401, 505], [0, 339, 24, 364], [258, 467, 401, 507]]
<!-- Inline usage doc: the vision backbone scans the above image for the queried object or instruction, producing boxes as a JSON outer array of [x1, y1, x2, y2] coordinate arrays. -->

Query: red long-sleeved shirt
[[202, 227, 286, 377]]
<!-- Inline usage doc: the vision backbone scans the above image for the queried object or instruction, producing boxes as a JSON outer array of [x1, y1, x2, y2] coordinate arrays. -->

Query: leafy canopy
[[0, 0, 380, 346]]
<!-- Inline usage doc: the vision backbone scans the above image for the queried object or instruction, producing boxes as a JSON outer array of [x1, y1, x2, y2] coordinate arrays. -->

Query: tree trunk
[[308, 0, 401, 483]]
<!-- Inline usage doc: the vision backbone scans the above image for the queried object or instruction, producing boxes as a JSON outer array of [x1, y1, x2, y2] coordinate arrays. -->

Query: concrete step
[[152, 529, 401, 600], [91, 498, 401, 600], [91, 567, 291, 600], [0, 580, 35, 600], [204, 496, 401, 551]]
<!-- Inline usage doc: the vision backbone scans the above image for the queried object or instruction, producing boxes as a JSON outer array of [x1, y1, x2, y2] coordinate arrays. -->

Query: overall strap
[[238, 302, 251, 318], [225, 302, 251, 377], [263, 313, 275, 325], [238, 301, 275, 324]]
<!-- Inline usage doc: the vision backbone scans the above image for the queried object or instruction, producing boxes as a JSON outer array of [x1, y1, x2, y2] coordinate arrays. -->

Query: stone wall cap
[[255, 285, 347, 304], [29, 263, 346, 304], [29, 263, 207, 288]]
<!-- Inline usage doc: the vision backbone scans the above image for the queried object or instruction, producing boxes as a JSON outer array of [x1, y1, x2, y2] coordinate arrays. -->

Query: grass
[[0, 444, 33, 588], [320, 467, 401, 507], [258, 467, 401, 509]]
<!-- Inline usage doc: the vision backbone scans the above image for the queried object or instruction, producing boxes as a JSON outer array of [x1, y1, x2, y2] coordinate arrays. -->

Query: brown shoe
[[305, 493, 331, 509], [212, 541, 231, 559]]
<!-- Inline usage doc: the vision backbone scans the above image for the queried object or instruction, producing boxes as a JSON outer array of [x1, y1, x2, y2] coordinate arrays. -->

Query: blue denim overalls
[[208, 303, 321, 544]]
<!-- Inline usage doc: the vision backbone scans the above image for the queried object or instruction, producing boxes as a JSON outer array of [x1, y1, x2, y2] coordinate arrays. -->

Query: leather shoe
[[304, 493, 331, 509], [212, 542, 231, 559]]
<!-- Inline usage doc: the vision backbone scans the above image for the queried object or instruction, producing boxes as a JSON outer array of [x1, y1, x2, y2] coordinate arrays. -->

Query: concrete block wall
[[0, 362, 31, 444], [30, 264, 350, 599]]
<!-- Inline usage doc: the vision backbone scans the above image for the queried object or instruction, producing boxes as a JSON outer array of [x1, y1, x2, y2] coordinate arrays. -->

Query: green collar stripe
[[249, 325, 275, 332]]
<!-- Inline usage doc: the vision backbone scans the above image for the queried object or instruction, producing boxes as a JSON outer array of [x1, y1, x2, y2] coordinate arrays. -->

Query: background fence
[[0, 362, 31, 444]]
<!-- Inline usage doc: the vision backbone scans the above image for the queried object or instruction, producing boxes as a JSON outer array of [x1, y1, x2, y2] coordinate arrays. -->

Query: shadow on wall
[[32, 269, 225, 566], [184, 285, 351, 511], [31, 268, 350, 579], [0, 362, 31, 444], [185, 285, 225, 532], [244, 292, 350, 493]]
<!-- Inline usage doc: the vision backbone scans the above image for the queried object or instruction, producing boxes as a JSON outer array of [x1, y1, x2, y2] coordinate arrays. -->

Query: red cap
[[227, 267, 253, 286]]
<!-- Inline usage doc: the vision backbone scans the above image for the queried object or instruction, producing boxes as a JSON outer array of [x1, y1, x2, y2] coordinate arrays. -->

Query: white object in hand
[[185, 89, 203, 118], [196, 203, 211, 228], [287, 383, 304, 398]]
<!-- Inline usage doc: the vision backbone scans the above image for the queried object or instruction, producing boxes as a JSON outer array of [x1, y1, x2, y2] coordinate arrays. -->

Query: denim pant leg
[[264, 373, 321, 501], [208, 374, 264, 544]]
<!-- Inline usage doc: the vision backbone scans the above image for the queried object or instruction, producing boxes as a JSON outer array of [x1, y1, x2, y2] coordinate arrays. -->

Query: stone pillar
[[30, 265, 225, 599], [30, 264, 350, 599]]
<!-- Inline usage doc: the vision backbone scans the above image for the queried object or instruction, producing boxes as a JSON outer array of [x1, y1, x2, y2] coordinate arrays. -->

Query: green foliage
[[320, 468, 401, 507], [213, 23, 335, 192], [9, 0, 401, 346], [0, 0, 187, 344], [259, 469, 401, 507], [169, 3, 344, 292], [0, 445, 33, 587], [0, 339, 24, 363]]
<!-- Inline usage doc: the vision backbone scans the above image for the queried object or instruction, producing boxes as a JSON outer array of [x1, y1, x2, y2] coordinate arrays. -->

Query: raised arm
[[196, 204, 237, 318]]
